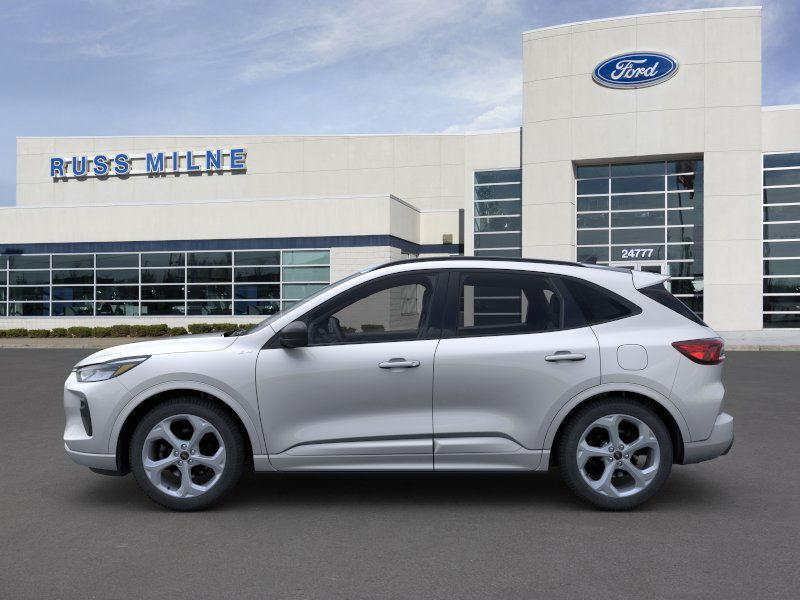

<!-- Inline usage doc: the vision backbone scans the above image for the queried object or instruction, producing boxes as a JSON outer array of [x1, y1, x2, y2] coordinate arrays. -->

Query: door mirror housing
[[280, 321, 308, 348]]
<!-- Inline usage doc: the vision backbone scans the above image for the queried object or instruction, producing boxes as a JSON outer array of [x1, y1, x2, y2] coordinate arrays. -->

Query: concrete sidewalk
[[0, 331, 798, 350]]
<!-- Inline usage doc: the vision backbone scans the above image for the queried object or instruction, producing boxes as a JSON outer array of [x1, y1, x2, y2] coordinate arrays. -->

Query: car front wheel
[[130, 397, 245, 511], [557, 398, 673, 510]]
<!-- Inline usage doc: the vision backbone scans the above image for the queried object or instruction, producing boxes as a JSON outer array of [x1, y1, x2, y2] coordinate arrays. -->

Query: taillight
[[672, 338, 725, 365]]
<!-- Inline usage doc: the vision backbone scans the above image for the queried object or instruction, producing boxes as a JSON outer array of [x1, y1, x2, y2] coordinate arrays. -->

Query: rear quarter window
[[639, 282, 707, 326], [559, 277, 641, 325]]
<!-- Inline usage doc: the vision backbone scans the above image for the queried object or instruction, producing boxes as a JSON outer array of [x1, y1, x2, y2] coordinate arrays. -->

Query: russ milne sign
[[50, 148, 246, 179], [593, 52, 678, 89]]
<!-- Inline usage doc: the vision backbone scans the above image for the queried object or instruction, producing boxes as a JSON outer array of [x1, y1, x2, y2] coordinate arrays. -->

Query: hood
[[74, 332, 238, 367]]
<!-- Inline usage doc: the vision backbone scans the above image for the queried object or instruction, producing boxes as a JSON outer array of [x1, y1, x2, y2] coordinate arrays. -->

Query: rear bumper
[[681, 412, 734, 464]]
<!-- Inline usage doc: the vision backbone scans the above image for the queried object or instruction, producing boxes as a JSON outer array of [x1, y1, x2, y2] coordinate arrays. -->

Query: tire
[[557, 398, 673, 510], [130, 397, 246, 511]]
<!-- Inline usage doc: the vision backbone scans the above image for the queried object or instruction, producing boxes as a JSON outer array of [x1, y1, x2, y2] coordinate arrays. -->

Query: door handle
[[378, 358, 421, 369], [545, 351, 586, 362]]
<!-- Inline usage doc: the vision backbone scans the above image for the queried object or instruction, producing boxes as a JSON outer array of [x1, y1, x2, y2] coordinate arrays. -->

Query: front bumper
[[64, 443, 119, 472], [681, 412, 734, 464]]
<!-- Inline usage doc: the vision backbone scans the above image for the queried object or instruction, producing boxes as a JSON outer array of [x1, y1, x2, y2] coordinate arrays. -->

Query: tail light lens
[[672, 338, 725, 365]]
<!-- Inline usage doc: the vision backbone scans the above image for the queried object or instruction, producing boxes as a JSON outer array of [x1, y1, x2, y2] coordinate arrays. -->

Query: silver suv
[[63, 258, 733, 511]]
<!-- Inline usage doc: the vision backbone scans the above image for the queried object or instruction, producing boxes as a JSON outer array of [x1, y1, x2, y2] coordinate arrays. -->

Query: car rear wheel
[[557, 398, 673, 510], [130, 398, 245, 511]]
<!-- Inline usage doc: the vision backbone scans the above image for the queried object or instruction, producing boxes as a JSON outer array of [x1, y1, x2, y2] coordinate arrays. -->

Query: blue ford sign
[[593, 52, 678, 89]]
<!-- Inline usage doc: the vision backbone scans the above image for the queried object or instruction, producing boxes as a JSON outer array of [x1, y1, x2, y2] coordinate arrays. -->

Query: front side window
[[308, 274, 437, 345], [456, 271, 563, 337]]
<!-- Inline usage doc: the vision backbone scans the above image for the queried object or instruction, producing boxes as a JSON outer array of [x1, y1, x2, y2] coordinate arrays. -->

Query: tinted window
[[640, 282, 706, 326], [561, 277, 640, 325], [456, 272, 564, 336]]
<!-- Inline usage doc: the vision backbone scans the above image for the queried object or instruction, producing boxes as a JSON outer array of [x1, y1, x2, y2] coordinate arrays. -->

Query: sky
[[1, 0, 798, 206]]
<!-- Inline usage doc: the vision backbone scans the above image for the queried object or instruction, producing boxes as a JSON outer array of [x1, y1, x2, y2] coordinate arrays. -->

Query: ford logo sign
[[593, 52, 678, 89]]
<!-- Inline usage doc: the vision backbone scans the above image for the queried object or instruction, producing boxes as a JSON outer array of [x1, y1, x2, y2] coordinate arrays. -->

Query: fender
[[107, 379, 267, 457], [539, 382, 691, 452]]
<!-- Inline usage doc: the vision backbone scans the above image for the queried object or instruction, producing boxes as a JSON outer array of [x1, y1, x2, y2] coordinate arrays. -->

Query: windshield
[[243, 271, 364, 335]]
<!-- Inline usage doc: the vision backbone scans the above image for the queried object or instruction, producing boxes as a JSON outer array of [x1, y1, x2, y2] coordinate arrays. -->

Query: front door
[[432, 270, 601, 470], [256, 271, 446, 470], [611, 260, 667, 274]]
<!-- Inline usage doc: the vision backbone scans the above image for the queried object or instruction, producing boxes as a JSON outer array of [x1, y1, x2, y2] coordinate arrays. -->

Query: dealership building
[[2, 6, 799, 331]]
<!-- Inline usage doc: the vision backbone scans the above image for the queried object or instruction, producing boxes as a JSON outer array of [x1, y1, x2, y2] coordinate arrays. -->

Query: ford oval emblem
[[593, 52, 679, 89]]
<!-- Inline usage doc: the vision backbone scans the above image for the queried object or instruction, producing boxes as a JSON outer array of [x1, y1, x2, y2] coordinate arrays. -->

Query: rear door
[[431, 269, 601, 469]]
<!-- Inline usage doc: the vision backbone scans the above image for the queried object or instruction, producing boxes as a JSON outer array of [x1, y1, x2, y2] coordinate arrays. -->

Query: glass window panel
[[611, 162, 664, 177], [474, 200, 521, 216], [611, 210, 665, 228], [8, 302, 49, 316], [234, 266, 280, 282], [282, 250, 330, 266], [96, 302, 138, 316], [668, 227, 694, 243], [577, 229, 608, 245], [235, 300, 281, 316], [668, 262, 697, 277], [474, 170, 520, 184], [187, 301, 232, 315], [52, 254, 93, 269], [764, 278, 800, 294], [611, 194, 664, 210], [10, 287, 49, 301], [52, 270, 92, 285], [141, 285, 185, 300], [95, 286, 138, 301], [577, 197, 608, 212], [187, 251, 231, 266], [96, 254, 138, 268], [473, 249, 522, 258], [667, 244, 694, 261], [678, 296, 703, 313], [576, 165, 609, 179], [0, 255, 6, 269], [187, 285, 232, 300], [474, 232, 521, 249], [611, 176, 663, 194], [0, 272, 5, 286], [96, 269, 138, 284], [0, 304, 5, 316], [764, 259, 800, 276], [52, 302, 93, 317], [764, 169, 800, 187], [0, 289, 4, 301], [576, 179, 608, 195], [764, 241, 800, 258], [668, 209, 700, 226], [474, 216, 521, 232], [474, 184, 522, 200], [9, 255, 49, 269], [577, 246, 609, 262], [764, 313, 800, 328], [667, 160, 702, 174], [667, 191, 702, 209], [611, 228, 664, 244], [141, 268, 185, 283], [764, 223, 800, 240], [577, 213, 609, 229], [234, 251, 280, 266], [141, 253, 185, 268], [611, 245, 665, 261], [667, 174, 700, 191], [282, 266, 330, 282], [283, 283, 327, 300], [764, 205, 800, 222], [9, 270, 49, 285], [140, 302, 185, 316], [187, 267, 231, 283], [234, 284, 280, 300], [763, 187, 800, 204], [764, 153, 800, 169], [53, 286, 94, 301], [668, 279, 701, 295], [763, 296, 800, 312]]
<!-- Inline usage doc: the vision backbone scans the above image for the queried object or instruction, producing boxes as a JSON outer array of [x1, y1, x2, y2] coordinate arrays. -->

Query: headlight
[[74, 356, 149, 382]]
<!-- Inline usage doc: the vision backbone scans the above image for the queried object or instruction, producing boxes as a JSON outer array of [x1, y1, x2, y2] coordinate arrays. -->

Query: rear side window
[[640, 282, 706, 326], [560, 277, 640, 325]]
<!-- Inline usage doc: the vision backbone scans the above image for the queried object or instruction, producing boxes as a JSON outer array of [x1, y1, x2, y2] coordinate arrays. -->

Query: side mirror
[[280, 321, 308, 348]]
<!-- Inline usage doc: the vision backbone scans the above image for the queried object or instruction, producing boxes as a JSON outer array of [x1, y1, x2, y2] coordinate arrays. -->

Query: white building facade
[[2, 6, 799, 331]]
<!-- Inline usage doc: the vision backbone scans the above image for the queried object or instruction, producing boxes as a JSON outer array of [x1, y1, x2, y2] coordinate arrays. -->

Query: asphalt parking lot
[[1, 350, 798, 599]]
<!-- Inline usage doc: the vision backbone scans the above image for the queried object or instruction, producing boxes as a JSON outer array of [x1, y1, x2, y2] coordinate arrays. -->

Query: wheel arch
[[110, 382, 265, 475], [544, 385, 688, 466]]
